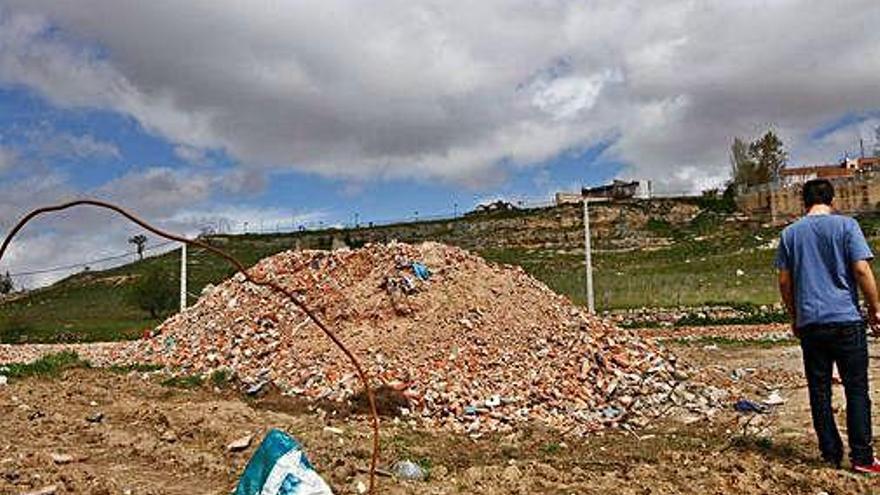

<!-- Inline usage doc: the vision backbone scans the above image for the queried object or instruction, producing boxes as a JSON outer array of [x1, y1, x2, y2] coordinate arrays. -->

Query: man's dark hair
[[803, 179, 834, 208]]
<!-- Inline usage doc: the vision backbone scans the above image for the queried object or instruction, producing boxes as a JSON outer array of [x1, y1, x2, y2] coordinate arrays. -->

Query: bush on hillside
[[129, 266, 177, 319]]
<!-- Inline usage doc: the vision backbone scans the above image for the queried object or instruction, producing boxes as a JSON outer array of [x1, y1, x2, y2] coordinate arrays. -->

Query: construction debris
[[227, 434, 255, 452], [392, 460, 427, 481], [50, 453, 74, 465], [117, 242, 720, 434]]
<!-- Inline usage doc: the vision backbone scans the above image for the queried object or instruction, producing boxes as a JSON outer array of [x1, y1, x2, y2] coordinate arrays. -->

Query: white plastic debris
[[764, 390, 785, 407]]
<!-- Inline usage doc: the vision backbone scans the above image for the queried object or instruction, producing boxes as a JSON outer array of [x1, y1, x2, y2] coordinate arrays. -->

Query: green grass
[[2, 351, 90, 378], [107, 363, 164, 374], [541, 442, 563, 455], [0, 235, 300, 344], [160, 374, 205, 389], [209, 368, 232, 387], [481, 239, 781, 310], [482, 214, 880, 310]]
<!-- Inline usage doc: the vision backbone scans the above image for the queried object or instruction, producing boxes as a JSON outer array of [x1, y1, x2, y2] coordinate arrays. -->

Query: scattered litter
[[764, 390, 785, 406], [734, 399, 769, 414], [50, 453, 74, 465], [602, 406, 623, 420], [86, 412, 105, 423], [730, 368, 756, 381], [227, 433, 255, 452], [392, 460, 427, 481], [0, 375, 7, 386], [246, 381, 268, 396], [21, 485, 58, 495], [322, 426, 344, 436], [411, 262, 431, 281], [234, 429, 332, 495]]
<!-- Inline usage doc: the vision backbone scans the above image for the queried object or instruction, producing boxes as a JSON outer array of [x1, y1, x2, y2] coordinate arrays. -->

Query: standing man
[[776, 179, 880, 472]]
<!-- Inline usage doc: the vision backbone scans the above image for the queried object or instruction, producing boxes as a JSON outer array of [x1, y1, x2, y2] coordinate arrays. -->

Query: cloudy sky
[[0, 1, 879, 286]]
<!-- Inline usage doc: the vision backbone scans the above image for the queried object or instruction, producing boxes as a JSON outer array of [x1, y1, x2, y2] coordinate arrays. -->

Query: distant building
[[780, 157, 880, 186], [554, 192, 583, 205], [737, 156, 880, 217], [555, 180, 651, 205]]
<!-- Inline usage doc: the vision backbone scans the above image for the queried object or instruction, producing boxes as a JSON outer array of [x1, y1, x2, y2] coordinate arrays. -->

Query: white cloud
[[0, 1, 873, 191], [530, 69, 621, 121], [0, 166, 323, 288], [173, 145, 208, 166], [95, 167, 214, 217], [57, 133, 120, 160], [26, 129, 121, 161]]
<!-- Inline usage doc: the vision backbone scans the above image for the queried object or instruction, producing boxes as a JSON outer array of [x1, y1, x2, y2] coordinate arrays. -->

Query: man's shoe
[[852, 458, 880, 474]]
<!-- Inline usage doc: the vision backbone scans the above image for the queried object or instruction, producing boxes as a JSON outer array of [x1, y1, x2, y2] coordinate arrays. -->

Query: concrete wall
[[736, 172, 880, 220]]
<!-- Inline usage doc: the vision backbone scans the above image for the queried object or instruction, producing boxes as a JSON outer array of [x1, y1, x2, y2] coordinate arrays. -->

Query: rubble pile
[[129, 241, 720, 435]]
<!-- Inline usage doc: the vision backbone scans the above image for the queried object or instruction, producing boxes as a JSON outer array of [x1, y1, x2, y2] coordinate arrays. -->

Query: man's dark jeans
[[800, 322, 874, 466]]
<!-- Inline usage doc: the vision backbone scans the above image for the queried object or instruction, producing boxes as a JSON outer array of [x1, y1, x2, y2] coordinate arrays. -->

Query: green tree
[[729, 131, 788, 188], [129, 266, 177, 319], [0, 272, 13, 295], [748, 130, 787, 183], [730, 137, 758, 187], [128, 234, 148, 260]]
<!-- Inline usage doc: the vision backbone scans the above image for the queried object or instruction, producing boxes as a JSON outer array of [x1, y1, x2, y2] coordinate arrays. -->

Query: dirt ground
[[4, 342, 880, 494]]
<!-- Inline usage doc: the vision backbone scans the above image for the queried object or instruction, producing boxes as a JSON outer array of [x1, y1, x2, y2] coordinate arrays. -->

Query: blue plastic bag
[[235, 429, 333, 495], [411, 262, 430, 281]]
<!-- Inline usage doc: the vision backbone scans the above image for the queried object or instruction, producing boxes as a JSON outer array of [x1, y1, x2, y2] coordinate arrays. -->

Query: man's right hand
[[868, 309, 880, 337]]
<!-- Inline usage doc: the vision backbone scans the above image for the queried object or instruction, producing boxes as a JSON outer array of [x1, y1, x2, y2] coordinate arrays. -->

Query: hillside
[[3, 199, 880, 344]]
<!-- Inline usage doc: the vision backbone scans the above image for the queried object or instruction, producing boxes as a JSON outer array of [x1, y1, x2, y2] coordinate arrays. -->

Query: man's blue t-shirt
[[775, 214, 874, 328]]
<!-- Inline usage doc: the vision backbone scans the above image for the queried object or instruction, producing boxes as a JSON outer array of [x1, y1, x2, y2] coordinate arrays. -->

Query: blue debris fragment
[[411, 262, 431, 281]]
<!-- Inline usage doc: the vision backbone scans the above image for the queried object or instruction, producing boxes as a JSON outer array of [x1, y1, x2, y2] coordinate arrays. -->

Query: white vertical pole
[[770, 183, 777, 225], [180, 243, 187, 312], [583, 199, 595, 314]]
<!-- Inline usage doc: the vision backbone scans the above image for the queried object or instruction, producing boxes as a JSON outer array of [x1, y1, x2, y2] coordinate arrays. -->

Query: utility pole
[[583, 198, 595, 314], [770, 170, 779, 226], [770, 183, 776, 225], [179, 243, 187, 312]]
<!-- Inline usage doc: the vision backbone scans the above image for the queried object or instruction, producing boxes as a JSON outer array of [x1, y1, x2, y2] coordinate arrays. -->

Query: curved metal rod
[[0, 199, 380, 493]]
